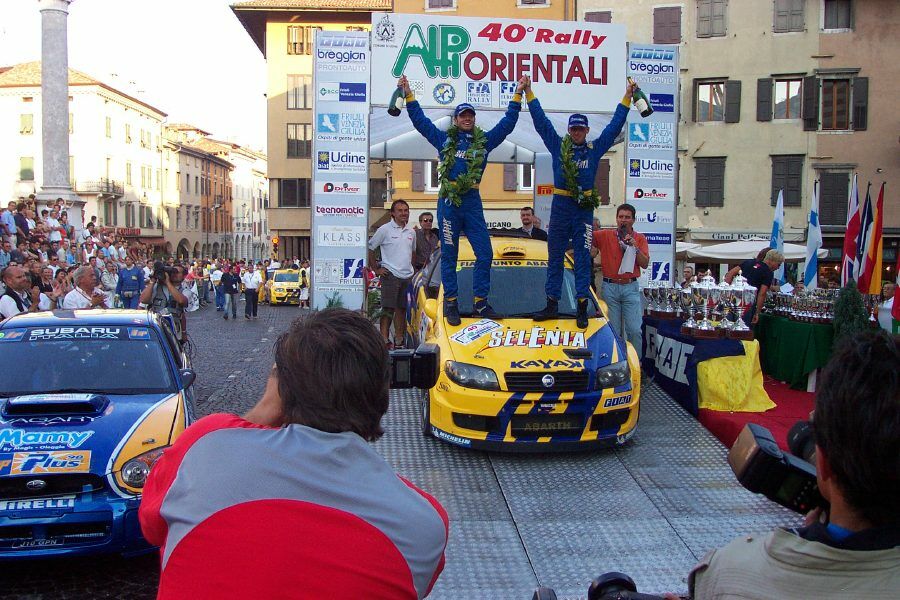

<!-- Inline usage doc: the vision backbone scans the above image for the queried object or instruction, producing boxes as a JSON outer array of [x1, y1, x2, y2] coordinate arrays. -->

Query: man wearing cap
[[396, 75, 527, 326], [525, 77, 635, 328]]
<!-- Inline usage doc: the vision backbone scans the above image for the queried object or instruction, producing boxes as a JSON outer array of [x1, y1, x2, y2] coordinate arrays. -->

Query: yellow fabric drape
[[698, 340, 775, 413]]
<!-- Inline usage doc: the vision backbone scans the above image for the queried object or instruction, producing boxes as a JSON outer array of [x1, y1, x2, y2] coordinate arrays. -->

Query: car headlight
[[595, 360, 630, 390], [445, 361, 500, 391], [121, 446, 169, 488]]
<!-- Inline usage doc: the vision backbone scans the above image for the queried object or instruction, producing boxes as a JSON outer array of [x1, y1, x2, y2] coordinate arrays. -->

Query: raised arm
[[485, 76, 527, 151], [526, 81, 561, 152], [399, 75, 446, 151], [590, 81, 635, 157]]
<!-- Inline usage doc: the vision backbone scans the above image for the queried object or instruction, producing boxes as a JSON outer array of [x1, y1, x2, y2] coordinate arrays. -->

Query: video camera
[[532, 572, 671, 600], [728, 422, 824, 515], [388, 344, 439, 389], [153, 260, 177, 282]]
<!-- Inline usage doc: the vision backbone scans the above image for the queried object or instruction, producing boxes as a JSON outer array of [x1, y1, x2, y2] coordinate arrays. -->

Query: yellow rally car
[[269, 269, 303, 306], [406, 233, 641, 451]]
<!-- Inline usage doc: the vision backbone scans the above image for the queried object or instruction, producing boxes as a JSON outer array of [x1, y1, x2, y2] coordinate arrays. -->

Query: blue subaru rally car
[[0, 310, 196, 558]]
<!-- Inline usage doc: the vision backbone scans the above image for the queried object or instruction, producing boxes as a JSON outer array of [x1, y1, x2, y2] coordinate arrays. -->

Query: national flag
[[841, 174, 860, 286], [861, 183, 885, 295], [770, 189, 785, 284], [853, 183, 874, 291], [804, 181, 822, 289]]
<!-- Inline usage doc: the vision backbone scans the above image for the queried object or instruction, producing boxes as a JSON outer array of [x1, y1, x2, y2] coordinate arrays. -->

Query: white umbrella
[[686, 237, 828, 263], [676, 241, 700, 258]]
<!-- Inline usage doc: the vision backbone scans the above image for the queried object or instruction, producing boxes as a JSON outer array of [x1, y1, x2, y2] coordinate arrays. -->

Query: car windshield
[[274, 272, 299, 282], [434, 259, 600, 317], [0, 327, 176, 396]]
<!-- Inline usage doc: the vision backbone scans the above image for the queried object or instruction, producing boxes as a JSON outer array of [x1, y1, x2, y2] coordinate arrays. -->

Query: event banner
[[624, 44, 679, 285], [311, 31, 370, 311], [370, 13, 626, 113]]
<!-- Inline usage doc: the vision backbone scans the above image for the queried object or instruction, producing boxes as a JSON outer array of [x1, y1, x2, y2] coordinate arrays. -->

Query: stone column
[[36, 0, 82, 220]]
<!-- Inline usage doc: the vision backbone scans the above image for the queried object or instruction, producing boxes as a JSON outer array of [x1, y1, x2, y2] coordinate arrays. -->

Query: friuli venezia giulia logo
[[391, 24, 471, 79]]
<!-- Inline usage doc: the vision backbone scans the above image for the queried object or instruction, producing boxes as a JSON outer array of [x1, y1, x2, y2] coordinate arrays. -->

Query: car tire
[[420, 389, 432, 438]]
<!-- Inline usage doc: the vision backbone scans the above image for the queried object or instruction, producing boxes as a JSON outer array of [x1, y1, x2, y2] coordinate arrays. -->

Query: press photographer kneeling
[[690, 331, 900, 598], [140, 261, 188, 341]]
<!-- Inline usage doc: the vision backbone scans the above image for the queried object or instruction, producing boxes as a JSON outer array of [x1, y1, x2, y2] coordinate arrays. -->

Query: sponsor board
[[627, 122, 674, 150], [316, 225, 365, 247], [316, 112, 368, 142], [315, 257, 364, 286], [645, 233, 673, 245], [644, 324, 692, 384], [320, 182, 364, 196], [0, 329, 26, 342], [628, 158, 675, 180], [449, 319, 502, 345], [509, 359, 583, 369], [0, 495, 76, 512], [488, 327, 586, 348], [651, 261, 672, 281], [10, 451, 91, 475], [343, 258, 365, 281], [604, 394, 632, 408], [649, 93, 674, 112], [466, 81, 493, 106], [632, 188, 672, 200], [316, 37, 368, 72], [371, 13, 626, 112], [315, 205, 365, 218], [319, 82, 369, 103], [28, 327, 121, 340], [316, 151, 367, 174], [636, 210, 674, 225], [0, 429, 94, 452]]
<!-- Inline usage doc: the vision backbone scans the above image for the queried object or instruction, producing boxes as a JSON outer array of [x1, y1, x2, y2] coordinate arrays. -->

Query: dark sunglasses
[[420, 218, 433, 223]]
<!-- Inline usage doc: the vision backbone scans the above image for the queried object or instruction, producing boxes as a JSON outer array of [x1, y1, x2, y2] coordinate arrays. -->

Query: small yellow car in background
[[269, 269, 302, 306]]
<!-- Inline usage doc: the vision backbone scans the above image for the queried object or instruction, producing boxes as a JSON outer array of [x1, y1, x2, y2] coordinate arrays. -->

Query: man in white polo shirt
[[368, 200, 415, 348]]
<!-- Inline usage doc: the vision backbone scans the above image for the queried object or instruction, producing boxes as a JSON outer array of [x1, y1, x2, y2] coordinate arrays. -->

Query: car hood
[[0, 392, 182, 479], [443, 317, 628, 373]]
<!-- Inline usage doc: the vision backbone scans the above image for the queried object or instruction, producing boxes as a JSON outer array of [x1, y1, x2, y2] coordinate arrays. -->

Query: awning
[[685, 237, 828, 263], [132, 236, 166, 246], [369, 108, 620, 163]]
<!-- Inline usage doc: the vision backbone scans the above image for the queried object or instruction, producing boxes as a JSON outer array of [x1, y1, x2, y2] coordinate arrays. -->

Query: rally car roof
[[0, 309, 158, 329]]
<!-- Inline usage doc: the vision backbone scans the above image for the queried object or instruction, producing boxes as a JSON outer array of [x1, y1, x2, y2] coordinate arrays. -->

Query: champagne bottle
[[628, 77, 653, 118], [387, 87, 405, 117]]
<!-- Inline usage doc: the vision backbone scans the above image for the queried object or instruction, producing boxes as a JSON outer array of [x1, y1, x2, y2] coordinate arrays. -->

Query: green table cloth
[[755, 313, 834, 389]]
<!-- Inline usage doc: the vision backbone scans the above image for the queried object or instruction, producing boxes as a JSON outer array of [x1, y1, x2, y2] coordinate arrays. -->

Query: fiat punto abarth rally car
[[269, 269, 304, 306], [0, 310, 195, 558], [406, 233, 641, 451]]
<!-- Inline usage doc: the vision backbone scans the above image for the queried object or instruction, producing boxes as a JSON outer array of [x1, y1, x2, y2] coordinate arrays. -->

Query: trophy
[[716, 282, 734, 332], [728, 273, 755, 339], [680, 288, 697, 335], [666, 285, 681, 319], [694, 275, 719, 338], [642, 282, 655, 316]]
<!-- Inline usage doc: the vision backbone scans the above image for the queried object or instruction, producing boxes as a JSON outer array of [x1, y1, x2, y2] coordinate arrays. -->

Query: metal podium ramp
[[375, 383, 798, 600]]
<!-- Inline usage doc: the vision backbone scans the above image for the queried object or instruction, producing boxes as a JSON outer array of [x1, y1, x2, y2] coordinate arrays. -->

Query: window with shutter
[[517, 165, 534, 191], [427, 0, 454, 8], [821, 79, 850, 130], [774, 0, 805, 32], [654, 7, 682, 44], [823, 0, 853, 31], [774, 79, 803, 119], [411, 161, 425, 191], [585, 12, 612, 23], [852, 77, 868, 130], [695, 80, 726, 122], [771, 155, 804, 207], [695, 157, 725, 207], [426, 161, 440, 192], [594, 159, 611, 205], [369, 178, 386, 208], [818, 171, 849, 226], [802, 75, 819, 130], [698, 0, 726, 38], [724, 80, 742, 123], [757, 78, 773, 121], [503, 164, 517, 191]]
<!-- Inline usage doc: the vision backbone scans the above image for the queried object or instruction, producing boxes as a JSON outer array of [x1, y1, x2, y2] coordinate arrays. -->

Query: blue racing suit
[[529, 96, 629, 300], [116, 265, 145, 309], [406, 98, 521, 301]]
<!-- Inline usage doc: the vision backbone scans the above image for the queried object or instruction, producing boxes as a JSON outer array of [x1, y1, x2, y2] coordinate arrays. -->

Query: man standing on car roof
[[526, 77, 634, 328], [397, 74, 527, 326]]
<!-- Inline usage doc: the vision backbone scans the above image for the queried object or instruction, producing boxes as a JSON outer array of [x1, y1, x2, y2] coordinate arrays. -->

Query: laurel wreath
[[438, 125, 486, 207], [561, 134, 598, 210]]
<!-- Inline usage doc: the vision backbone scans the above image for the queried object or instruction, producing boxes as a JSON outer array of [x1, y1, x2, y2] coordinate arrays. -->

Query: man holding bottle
[[527, 76, 635, 328]]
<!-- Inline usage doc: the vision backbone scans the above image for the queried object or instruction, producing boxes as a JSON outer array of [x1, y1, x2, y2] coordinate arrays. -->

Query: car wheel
[[420, 389, 432, 438]]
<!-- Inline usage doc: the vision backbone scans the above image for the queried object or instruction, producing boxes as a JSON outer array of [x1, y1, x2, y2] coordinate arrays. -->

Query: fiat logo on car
[[541, 374, 555, 388], [26, 480, 47, 491]]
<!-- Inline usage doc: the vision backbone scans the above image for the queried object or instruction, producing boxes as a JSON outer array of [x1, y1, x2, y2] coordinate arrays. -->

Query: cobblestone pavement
[[1, 300, 798, 599]]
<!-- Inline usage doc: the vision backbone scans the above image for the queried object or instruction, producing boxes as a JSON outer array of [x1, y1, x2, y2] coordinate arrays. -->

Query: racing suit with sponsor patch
[[406, 97, 521, 301], [528, 95, 629, 300]]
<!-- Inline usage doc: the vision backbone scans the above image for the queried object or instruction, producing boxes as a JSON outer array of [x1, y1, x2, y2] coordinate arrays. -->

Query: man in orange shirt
[[592, 204, 649, 357]]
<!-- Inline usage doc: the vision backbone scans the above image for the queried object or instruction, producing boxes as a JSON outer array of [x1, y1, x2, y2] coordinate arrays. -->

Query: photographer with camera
[[140, 261, 188, 340], [688, 331, 900, 598], [139, 309, 448, 599]]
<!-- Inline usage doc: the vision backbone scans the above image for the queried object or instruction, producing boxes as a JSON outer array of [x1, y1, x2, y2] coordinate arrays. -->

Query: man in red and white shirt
[[140, 309, 448, 599]]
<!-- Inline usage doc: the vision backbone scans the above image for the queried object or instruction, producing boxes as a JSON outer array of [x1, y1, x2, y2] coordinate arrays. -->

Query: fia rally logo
[[488, 327, 586, 348]]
